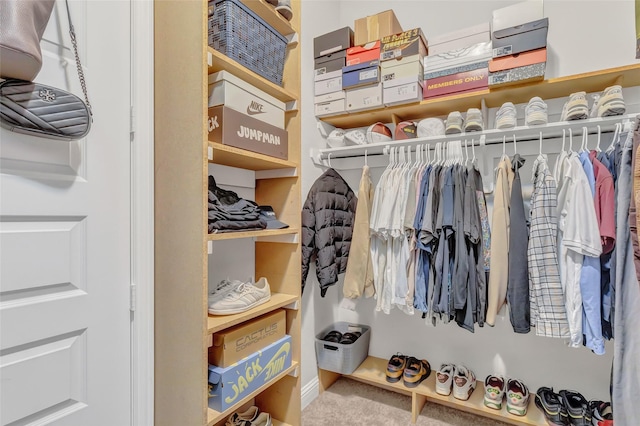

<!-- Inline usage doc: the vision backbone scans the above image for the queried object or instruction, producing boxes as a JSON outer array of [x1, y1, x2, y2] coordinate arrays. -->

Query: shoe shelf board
[[208, 142, 298, 171], [207, 292, 299, 334], [208, 48, 299, 104], [238, 0, 297, 40], [318, 63, 640, 129], [207, 361, 299, 425], [208, 228, 299, 242], [332, 356, 546, 426]]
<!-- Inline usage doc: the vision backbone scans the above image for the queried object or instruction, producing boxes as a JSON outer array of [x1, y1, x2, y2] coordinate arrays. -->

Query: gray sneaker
[[275, 0, 292, 21], [445, 111, 463, 134], [208, 277, 271, 315]]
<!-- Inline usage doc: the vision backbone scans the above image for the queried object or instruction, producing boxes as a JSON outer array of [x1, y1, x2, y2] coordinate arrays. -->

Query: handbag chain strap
[[64, 0, 92, 118]]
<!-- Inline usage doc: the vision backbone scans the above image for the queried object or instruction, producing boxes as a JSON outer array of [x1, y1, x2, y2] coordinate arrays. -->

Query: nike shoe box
[[489, 48, 547, 72], [423, 67, 488, 99], [315, 75, 343, 96], [315, 91, 346, 117], [489, 62, 546, 87], [314, 51, 347, 81], [208, 106, 288, 160], [354, 9, 403, 46], [380, 28, 427, 62], [492, 18, 549, 58], [208, 71, 286, 129], [342, 60, 380, 90], [208, 310, 286, 368], [384, 79, 424, 106], [381, 56, 423, 87], [314, 27, 354, 58], [346, 41, 381, 66], [423, 41, 492, 77], [427, 22, 490, 56], [346, 83, 383, 112], [492, 0, 544, 32], [208, 335, 292, 412]]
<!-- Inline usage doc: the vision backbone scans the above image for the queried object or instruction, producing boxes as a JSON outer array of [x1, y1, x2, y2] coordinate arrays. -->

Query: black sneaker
[[559, 390, 592, 426], [385, 354, 407, 383], [535, 387, 568, 426], [403, 357, 431, 388]]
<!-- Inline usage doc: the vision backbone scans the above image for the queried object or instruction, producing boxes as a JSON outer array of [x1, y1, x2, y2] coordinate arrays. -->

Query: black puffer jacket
[[302, 168, 357, 297]]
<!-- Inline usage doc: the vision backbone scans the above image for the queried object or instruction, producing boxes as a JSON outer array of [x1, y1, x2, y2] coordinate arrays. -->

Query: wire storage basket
[[208, 0, 288, 86]]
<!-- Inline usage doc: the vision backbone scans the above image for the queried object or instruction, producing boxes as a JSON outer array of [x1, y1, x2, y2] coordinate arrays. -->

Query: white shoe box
[[208, 71, 285, 129], [314, 68, 342, 83], [315, 91, 346, 117], [315, 75, 343, 96], [346, 83, 383, 112], [427, 22, 490, 56], [383, 80, 424, 106], [381, 57, 423, 87]]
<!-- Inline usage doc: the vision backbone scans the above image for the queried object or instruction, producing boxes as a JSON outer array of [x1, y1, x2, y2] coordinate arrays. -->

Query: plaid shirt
[[528, 155, 570, 338]]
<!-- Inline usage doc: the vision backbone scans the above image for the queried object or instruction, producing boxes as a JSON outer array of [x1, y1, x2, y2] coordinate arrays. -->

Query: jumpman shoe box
[[208, 71, 286, 129], [342, 60, 380, 89], [208, 106, 288, 160], [208, 310, 286, 368], [346, 83, 383, 112], [423, 67, 488, 98], [314, 51, 347, 81], [346, 41, 381, 66], [315, 91, 347, 117], [427, 22, 490, 56], [314, 27, 354, 58], [492, 17, 549, 58], [208, 335, 292, 412], [380, 28, 427, 62]]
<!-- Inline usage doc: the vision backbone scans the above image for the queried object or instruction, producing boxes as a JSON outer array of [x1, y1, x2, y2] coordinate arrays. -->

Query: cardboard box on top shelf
[[427, 22, 490, 56], [423, 41, 492, 76], [492, 17, 548, 58], [381, 59, 423, 88], [315, 75, 343, 96], [489, 48, 547, 72], [346, 41, 381, 66], [354, 9, 403, 46], [423, 67, 488, 98], [208, 106, 288, 160], [489, 62, 546, 87], [315, 98, 346, 117], [315, 51, 348, 80], [209, 310, 286, 368], [342, 60, 380, 89], [384, 80, 424, 106], [380, 28, 427, 61], [314, 26, 354, 58], [346, 83, 383, 112]]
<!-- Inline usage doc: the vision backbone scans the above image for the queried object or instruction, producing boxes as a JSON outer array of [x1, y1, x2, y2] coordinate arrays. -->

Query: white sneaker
[[495, 102, 517, 129], [452, 365, 477, 401], [445, 111, 463, 134], [525, 97, 548, 126], [250, 412, 272, 426], [464, 108, 483, 132], [209, 279, 243, 305], [435, 364, 456, 396], [225, 406, 260, 426], [563, 91, 589, 121], [597, 85, 625, 117], [208, 277, 271, 315]]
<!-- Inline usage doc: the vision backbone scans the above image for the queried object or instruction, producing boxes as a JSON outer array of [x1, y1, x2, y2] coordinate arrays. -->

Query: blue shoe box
[[342, 60, 380, 90], [208, 335, 292, 412]]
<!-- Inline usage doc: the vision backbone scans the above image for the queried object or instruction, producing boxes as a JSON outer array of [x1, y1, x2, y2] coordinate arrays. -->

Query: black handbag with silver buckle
[[0, 0, 93, 141]]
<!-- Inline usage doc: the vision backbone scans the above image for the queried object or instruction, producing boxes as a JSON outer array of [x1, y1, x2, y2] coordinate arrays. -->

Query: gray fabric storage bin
[[315, 322, 370, 375]]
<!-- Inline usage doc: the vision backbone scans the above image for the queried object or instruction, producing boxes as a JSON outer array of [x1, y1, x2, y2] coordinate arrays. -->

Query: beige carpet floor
[[302, 377, 510, 426]]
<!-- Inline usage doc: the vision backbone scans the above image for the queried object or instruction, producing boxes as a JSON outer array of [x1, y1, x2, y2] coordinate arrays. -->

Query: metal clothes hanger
[[364, 149, 368, 167], [596, 125, 602, 153], [513, 134, 517, 155], [539, 132, 543, 155], [562, 129, 566, 152], [568, 128, 574, 153], [327, 153, 332, 168]]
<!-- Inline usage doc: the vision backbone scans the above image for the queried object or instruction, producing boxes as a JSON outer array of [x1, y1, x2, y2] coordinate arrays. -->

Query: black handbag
[[0, 0, 93, 141]]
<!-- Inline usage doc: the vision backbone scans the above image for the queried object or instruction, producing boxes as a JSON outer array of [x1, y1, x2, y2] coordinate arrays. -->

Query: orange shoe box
[[488, 48, 547, 72], [346, 41, 381, 66]]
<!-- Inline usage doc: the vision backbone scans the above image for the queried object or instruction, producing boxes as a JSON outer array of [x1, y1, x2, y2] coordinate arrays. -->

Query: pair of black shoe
[[322, 330, 361, 345], [535, 387, 612, 426]]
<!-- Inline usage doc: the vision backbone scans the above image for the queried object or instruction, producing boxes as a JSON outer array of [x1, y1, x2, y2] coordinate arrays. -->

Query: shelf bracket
[[283, 299, 300, 311], [317, 120, 336, 137], [207, 241, 213, 255], [285, 99, 298, 112], [286, 32, 299, 46], [255, 168, 298, 179], [256, 233, 299, 244], [288, 364, 300, 378]]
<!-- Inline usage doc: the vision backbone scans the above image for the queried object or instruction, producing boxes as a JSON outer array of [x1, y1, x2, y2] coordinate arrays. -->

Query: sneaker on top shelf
[[445, 111, 464, 134], [506, 378, 530, 416], [464, 108, 484, 132], [562, 92, 589, 121], [495, 102, 517, 129], [597, 85, 626, 117], [208, 277, 271, 315], [435, 364, 456, 396], [225, 406, 260, 426], [484, 375, 506, 410], [452, 365, 476, 401], [386, 353, 407, 383], [525, 96, 548, 126], [559, 389, 592, 426]]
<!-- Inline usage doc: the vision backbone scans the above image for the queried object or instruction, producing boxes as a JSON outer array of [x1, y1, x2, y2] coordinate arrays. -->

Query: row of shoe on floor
[[224, 405, 271, 426], [385, 354, 613, 425], [324, 85, 626, 148]]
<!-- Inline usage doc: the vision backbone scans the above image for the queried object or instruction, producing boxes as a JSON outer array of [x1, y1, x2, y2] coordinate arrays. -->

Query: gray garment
[[612, 127, 640, 423], [453, 165, 469, 313], [508, 154, 530, 333], [465, 166, 484, 329]]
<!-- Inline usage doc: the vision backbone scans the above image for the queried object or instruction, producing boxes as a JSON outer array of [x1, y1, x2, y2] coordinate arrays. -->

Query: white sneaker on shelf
[[495, 102, 517, 129], [275, 0, 292, 21], [563, 91, 589, 121], [250, 412, 272, 426], [597, 85, 626, 117], [435, 364, 456, 396], [525, 96, 548, 126], [445, 111, 464, 134], [452, 365, 477, 401], [464, 108, 484, 132], [209, 279, 243, 305], [208, 277, 271, 315], [225, 406, 260, 426]]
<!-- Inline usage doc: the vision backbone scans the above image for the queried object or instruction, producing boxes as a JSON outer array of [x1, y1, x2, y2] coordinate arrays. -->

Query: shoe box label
[[380, 28, 428, 61], [208, 106, 288, 160], [208, 335, 293, 412]]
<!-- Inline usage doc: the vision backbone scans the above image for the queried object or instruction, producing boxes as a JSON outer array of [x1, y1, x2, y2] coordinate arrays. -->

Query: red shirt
[[590, 150, 616, 254]]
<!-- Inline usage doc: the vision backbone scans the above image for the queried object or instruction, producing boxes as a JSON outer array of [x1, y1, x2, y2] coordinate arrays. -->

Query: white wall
[[300, 0, 640, 407]]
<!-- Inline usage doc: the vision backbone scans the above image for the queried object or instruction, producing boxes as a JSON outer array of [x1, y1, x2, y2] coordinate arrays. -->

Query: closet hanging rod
[[312, 114, 638, 165]]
